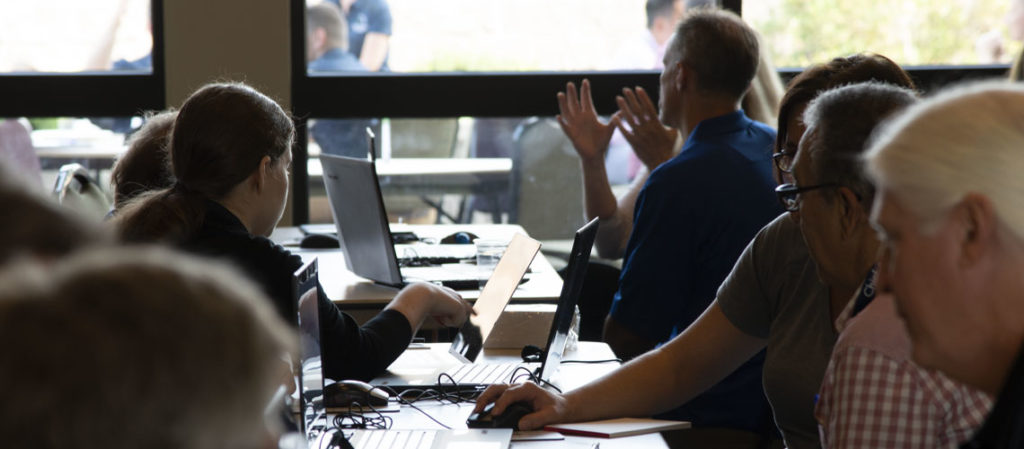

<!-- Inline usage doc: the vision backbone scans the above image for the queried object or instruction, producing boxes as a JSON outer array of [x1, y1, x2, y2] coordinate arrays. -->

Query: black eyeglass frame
[[772, 151, 796, 174], [775, 182, 842, 212]]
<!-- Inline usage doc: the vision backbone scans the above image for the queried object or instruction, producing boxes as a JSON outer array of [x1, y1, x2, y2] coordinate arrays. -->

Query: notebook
[[342, 428, 511, 449], [371, 218, 598, 392], [319, 135, 479, 290]]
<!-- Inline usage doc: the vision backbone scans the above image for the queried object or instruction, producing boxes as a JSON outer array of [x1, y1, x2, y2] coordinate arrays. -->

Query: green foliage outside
[[747, 0, 1013, 67]]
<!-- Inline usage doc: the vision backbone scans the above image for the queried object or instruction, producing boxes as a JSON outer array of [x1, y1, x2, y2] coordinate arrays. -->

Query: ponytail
[[113, 182, 208, 243]]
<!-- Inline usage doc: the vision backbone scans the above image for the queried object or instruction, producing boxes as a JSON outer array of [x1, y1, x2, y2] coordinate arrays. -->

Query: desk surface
[[364, 342, 668, 449], [272, 224, 565, 306]]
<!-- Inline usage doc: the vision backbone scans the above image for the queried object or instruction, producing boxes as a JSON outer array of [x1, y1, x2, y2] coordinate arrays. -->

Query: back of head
[[866, 81, 1024, 241], [307, 2, 348, 50], [0, 162, 108, 264], [801, 82, 918, 207], [0, 247, 294, 449], [667, 7, 760, 100], [645, 0, 678, 29], [776, 53, 916, 175], [111, 110, 176, 210], [114, 82, 294, 243]]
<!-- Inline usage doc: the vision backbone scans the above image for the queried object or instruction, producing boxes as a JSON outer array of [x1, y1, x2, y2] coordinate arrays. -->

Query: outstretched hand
[[614, 87, 678, 171], [557, 79, 620, 163]]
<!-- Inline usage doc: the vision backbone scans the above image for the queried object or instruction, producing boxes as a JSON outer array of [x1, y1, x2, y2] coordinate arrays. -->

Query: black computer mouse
[[323, 380, 390, 407], [440, 231, 480, 244], [467, 401, 534, 431], [300, 233, 340, 249]]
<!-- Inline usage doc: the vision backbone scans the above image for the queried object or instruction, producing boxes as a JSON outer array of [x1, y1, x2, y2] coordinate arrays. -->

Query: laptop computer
[[292, 259, 512, 449], [320, 151, 482, 290], [292, 258, 326, 441], [372, 218, 598, 392]]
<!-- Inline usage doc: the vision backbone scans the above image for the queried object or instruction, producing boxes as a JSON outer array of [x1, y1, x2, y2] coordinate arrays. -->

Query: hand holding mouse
[[474, 382, 570, 431]]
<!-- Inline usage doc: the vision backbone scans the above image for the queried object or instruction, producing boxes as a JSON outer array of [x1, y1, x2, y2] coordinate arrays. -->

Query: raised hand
[[614, 86, 678, 171], [557, 79, 620, 163]]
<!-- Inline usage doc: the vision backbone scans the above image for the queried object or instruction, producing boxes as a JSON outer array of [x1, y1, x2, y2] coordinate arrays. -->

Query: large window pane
[[747, 0, 1016, 67], [0, 0, 152, 73], [305, 0, 706, 73]]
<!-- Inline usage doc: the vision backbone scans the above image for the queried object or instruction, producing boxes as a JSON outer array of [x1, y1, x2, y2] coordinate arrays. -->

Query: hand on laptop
[[387, 282, 473, 331], [475, 382, 569, 431]]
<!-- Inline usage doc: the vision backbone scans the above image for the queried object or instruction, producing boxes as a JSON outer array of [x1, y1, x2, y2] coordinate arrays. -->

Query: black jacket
[[183, 201, 411, 381]]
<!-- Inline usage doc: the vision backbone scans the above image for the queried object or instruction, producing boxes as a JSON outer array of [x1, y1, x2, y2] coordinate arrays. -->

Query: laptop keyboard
[[347, 429, 437, 449], [397, 256, 466, 267], [444, 362, 526, 385]]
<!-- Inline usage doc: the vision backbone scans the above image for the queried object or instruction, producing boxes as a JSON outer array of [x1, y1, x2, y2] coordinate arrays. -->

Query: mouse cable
[[509, 366, 563, 394], [377, 385, 460, 430], [560, 358, 623, 364], [331, 403, 392, 430]]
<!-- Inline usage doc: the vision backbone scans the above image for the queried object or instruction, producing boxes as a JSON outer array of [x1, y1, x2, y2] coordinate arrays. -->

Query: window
[[0, 0, 153, 73], [0, 0, 164, 199], [746, 0, 1016, 67]]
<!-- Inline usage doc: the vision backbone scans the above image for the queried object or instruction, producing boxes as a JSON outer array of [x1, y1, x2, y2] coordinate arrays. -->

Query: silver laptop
[[292, 258, 326, 442], [372, 218, 598, 392], [371, 233, 541, 391], [294, 260, 512, 449], [320, 150, 481, 290], [341, 429, 511, 449]]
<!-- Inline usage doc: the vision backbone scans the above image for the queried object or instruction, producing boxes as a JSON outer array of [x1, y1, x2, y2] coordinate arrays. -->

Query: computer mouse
[[323, 379, 390, 407], [467, 401, 533, 431], [300, 233, 340, 249], [440, 231, 480, 244]]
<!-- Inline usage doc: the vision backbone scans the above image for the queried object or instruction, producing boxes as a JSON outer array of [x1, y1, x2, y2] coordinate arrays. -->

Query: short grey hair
[[802, 82, 918, 207], [0, 247, 295, 449], [866, 81, 1024, 240], [667, 7, 759, 99]]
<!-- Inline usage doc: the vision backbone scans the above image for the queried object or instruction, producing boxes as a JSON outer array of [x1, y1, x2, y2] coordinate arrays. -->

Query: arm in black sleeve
[[317, 282, 413, 381]]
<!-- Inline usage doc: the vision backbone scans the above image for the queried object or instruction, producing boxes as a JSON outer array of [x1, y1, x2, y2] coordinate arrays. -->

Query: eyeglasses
[[772, 151, 795, 174], [775, 182, 841, 212]]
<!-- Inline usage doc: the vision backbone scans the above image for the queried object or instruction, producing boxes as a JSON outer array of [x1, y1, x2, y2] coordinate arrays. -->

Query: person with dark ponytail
[[114, 82, 472, 381]]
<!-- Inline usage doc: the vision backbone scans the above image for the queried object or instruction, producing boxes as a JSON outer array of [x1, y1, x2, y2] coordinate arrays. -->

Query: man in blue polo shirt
[[557, 8, 780, 437]]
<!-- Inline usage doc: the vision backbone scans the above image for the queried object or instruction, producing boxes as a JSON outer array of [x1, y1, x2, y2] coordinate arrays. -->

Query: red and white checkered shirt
[[815, 295, 992, 449]]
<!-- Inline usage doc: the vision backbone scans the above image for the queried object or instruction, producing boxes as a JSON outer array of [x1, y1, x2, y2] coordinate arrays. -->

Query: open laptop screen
[[320, 154, 404, 286], [292, 258, 323, 438], [449, 234, 541, 362], [538, 218, 598, 382]]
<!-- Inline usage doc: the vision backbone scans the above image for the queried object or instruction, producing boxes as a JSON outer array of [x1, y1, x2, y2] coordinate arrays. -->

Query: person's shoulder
[[835, 295, 911, 361]]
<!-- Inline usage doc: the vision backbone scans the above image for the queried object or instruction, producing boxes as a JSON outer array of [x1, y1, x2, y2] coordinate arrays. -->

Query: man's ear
[[676, 62, 689, 92], [958, 193, 997, 267], [837, 187, 865, 239], [252, 155, 272, 194]]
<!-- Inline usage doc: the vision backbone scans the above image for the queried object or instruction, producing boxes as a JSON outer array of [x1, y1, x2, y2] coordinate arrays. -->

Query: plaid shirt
[[816, 295, 992, 448]]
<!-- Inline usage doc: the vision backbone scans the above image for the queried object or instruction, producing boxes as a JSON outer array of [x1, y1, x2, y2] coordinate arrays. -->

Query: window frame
[[0, 0, 166, 118]]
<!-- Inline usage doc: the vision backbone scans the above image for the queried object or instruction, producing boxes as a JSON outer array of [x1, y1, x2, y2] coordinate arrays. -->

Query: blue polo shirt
[[609, 110, 782, 432]]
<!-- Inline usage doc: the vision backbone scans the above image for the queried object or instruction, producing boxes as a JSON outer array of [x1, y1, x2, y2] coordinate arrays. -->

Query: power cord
[[561, 358, 623, 364]]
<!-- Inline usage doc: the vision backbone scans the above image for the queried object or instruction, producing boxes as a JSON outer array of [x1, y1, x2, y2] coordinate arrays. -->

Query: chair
[[384, 118, 462, 223], [567, 261, 621, 342], [0, 120, 42, 188], [509, 117, 585, 240], [53, 163, 112, 221]]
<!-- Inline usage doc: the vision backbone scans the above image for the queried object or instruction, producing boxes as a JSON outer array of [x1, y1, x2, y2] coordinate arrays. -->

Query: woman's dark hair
[[110, 110, 176, 210], [114, 83, 294, 243], [774, 53, 916, 181]]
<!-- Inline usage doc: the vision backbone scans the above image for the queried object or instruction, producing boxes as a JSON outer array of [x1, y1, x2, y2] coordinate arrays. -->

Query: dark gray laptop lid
[[319, 154, 404, 286]]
